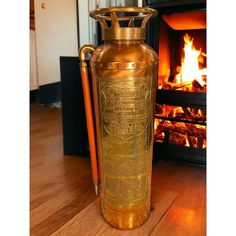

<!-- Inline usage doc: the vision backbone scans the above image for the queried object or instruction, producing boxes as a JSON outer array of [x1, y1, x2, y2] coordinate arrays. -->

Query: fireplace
[[145, 0, 206, 165], [61, 1, 207, 166]]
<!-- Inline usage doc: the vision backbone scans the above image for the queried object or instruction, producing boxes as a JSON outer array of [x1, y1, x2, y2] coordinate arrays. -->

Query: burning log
[[155, 104, 163, 114], [158, 33, 207, 92], [154, 131, 165, 142], [197, 137, 204, 149], [169, 132, 187, 146], [182, 107, 192, 117], [154, 104, 206, 148], [154, 33, 207, 147], [192, 79, 204, 90], [162, 81, 192, 91], [157, 120, 206, 139], [154, 118, 206, 148], [188, 136, 198, 148], [185, 123, 206, 139], [182, 107, 206, 122]]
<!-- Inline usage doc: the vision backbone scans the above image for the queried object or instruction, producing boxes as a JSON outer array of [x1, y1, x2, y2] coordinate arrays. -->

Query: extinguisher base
[[101, 202, 150, 230]]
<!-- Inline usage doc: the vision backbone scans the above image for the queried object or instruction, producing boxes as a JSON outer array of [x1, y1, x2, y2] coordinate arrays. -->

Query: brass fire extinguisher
[[79, 7, 158, 229]]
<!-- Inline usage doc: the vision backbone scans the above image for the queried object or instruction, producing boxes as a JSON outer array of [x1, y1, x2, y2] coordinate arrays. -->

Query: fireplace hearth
[[145, 0, 206, 165]]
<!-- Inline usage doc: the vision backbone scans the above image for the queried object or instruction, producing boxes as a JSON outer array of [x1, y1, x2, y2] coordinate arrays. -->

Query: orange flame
[[154, 105, 206, 149], [185, 137, 190, 147], [175, 34, 207, 87], [154, 34, 207, 148]]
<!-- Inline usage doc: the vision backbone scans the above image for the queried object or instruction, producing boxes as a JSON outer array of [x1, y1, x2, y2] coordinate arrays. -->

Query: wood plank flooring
[[30, 103, 206, 236]]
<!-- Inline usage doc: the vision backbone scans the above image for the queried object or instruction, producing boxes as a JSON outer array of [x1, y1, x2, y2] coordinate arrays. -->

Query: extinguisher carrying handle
[[79, 45, 99, 195]]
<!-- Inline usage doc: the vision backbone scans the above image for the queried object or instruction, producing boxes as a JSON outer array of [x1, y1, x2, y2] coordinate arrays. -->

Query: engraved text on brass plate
[[99, 76, 153, 208]]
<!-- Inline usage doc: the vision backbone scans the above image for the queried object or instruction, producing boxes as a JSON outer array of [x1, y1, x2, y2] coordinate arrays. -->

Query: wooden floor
[[30, 103, 206, 236]]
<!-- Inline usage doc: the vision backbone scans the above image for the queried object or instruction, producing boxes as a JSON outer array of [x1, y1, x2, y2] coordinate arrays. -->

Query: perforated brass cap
[[89, 7, 157, 41]]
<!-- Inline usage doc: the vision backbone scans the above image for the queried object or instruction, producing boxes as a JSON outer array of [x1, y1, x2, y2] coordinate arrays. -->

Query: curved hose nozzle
[[79, 45, 99, 195]]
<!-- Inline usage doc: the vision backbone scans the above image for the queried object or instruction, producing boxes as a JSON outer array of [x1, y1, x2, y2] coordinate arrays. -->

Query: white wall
[[78, 0, 107, 46], [30, 30, 38, 90], [78, 0, 142, 47], [34, 0, 78, 86]]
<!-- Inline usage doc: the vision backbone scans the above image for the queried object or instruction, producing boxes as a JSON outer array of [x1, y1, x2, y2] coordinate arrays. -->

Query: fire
[[154, 104, 206, 149], [155, 34, 207, 149], [159, 33, 207, 92], [175, 34, 207, 89], [185, 137, 190, 147]]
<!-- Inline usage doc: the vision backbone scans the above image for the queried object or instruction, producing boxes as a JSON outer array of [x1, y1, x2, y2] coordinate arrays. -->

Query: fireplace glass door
[[146, 1, 207, 165]]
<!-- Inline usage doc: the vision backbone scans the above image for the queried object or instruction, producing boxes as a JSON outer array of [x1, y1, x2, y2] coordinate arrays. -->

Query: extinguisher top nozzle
[[89, 7, 158, 42]]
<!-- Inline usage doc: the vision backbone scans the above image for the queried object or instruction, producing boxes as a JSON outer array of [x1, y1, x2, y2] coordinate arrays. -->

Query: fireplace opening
[[158, 10, 206, 93], [74, 1, 207, 165], [154, 105, 206, 148], [146, 0, 207, 165]]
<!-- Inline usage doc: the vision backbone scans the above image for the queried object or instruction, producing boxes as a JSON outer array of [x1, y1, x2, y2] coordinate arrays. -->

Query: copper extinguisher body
[[80, 7, 158, 229]]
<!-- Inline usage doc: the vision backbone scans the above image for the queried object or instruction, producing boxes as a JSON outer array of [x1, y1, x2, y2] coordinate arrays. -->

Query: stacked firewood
[[154, 120, 206, 148], [155, 104, 206, 123], [159, 76, 206, 92], [154, 104, 206, 149]]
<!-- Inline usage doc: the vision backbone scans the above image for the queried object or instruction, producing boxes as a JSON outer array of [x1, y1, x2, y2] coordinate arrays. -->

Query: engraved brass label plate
[[98, 76, 153, 208]]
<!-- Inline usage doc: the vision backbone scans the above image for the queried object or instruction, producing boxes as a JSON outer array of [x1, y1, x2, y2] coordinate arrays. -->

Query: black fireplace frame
[[144, 0, 207, 165], [61, 1, 207, 166]]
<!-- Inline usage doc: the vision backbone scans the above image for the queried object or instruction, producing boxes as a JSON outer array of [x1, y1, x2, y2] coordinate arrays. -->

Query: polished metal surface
[[89, 7, 157, 41], [91, 41, 157, 229], [80, 7, 158, 229]]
